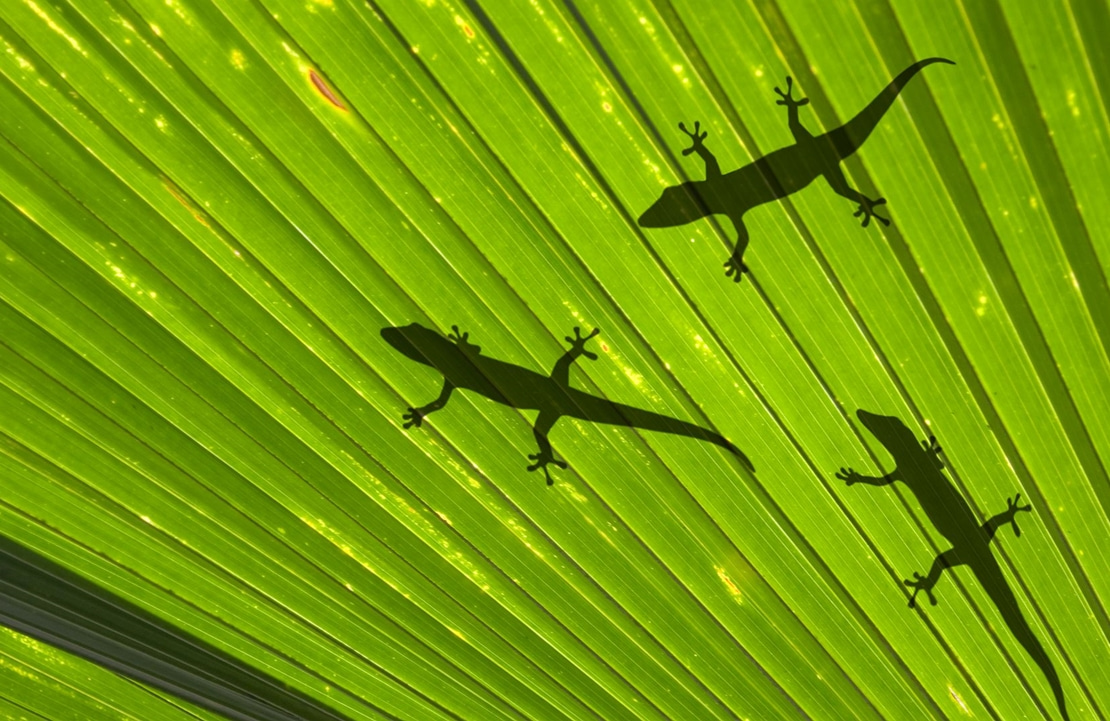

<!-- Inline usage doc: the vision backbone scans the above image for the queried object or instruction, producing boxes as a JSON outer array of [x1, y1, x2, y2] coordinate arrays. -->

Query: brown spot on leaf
[[309, 69, 346, 110], [462, 23, 474, 38]]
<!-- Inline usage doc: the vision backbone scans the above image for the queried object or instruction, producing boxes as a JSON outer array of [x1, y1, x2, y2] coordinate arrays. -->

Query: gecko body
[[639, 58, 954, 280], [384, 323, 751, 483], [839, 410, 1067, 720]]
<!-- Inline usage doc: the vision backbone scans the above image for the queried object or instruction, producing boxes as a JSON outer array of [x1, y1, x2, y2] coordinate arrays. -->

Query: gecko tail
[[1017, 621, 1070, 721], [828, 57, 954, 158], [974, 560, 1069, 720], [585, 400, 755, 473], [716, 437, 755, 473]]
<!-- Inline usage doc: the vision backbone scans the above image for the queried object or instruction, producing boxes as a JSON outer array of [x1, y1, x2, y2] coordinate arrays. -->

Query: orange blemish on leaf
[[309, 69, 346, 110], [162, 178, 210, 228], [454, 14, 475, 39], [716, 566, 743, 603]]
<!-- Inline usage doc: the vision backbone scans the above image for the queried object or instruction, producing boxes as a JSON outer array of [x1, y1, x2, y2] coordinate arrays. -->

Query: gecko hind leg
[[723, 215, 750, 282], [905, 548, 961, 608], [824, 165, 890, 228], [527, 411, 566, 486]]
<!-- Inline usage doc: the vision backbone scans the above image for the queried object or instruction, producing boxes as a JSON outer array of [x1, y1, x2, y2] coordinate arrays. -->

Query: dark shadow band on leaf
[[0, 535, 360, 721]]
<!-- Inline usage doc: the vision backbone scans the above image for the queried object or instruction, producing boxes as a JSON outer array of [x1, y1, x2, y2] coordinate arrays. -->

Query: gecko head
[[638, 181, 712, 228], [856, 410, 921, 457], [380, 324, 443, 366]]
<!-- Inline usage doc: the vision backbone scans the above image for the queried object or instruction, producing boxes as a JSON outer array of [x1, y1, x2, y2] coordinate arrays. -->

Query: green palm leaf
[[0, 0, 1107, 718]]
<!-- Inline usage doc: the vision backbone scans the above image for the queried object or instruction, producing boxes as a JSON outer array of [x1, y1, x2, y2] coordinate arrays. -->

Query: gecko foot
[[904, 571, 937, 608], [853, 196, 890, 228], [835, 467, 862, 486], [1005, 493, 1033, 537], [678, 120, 709, 157], [402, 407, 425, 429], [774, 76, 810, 109], [565, 326, 600, 360], [527, 450, 568, 486], [448, 325, 481, 356], [920, 434, 945, 467], [724, 253, 749, 282]]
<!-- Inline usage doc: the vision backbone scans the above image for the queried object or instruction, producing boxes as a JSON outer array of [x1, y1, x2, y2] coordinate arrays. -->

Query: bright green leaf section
[[0, 0, 1107, 719]]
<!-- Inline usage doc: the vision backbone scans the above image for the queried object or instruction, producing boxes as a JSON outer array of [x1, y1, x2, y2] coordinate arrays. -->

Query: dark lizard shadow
[[0, 534, 357, 721], [639, 58, 954, 282], [837, 409, 1068, 720], [382, 323, 753, 485]]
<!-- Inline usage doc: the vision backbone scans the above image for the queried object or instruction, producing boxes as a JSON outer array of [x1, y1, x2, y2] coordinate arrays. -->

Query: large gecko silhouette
[[838, 410, 1067, 720], [639, 58, 953, 281], [383, 323, 752, 484]]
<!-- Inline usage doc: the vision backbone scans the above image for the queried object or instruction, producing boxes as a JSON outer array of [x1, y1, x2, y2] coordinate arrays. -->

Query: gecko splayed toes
[[383, 323, 753, 485], [639, 58, 954, 282]]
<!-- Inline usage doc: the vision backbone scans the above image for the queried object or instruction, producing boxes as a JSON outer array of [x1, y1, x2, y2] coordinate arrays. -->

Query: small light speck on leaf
[[1067, 89, 1079, 117]]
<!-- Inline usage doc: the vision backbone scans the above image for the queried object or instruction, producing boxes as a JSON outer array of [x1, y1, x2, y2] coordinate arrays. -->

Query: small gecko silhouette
[[383, 323, 752, 484], [839, 410, 1067, 720], [639, 58, 954, 281]]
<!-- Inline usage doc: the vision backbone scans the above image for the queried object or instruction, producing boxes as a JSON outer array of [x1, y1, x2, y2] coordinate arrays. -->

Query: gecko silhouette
[[837, 410, 1067, 720], [383, 323, 752, 484], [639, 58, 954, 281]]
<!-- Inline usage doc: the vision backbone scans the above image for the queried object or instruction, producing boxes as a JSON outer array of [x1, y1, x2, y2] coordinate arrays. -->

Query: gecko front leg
[[402, 324, 476, 428], [402, 379, 455, 428], [678, 121, 721, 179], [773, 75, 813, 143], [549, 326, 600, 387], [836, 466, 898, 486], [448, 325, 481, 356]]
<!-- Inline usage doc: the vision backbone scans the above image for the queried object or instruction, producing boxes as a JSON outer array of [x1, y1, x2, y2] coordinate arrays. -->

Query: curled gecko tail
[[671, 426, 754, 473], [718, 438, 755, 474], [829, 57, 955, 158]]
